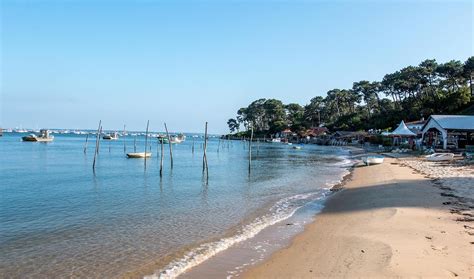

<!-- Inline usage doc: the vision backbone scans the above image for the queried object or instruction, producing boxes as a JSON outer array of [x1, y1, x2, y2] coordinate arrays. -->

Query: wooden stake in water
[[134, 136, 137, 152], [160, 137, 164, 177], [257, 138, 260, 156], [164, 123, 173, 168], [248, 126, 254, 173], [123, 124, 126, 153], [83, 133, 89, 154], [192, 137, 195, 154], [144, 120, 150, 170], [92, 120, 101, 171], [97, 126, 102, 154], [202, 122, 209, 176]]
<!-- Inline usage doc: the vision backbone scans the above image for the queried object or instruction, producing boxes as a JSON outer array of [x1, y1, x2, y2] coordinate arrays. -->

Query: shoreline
[[243, 157, 473, 278], [141, 148, 355, 279]]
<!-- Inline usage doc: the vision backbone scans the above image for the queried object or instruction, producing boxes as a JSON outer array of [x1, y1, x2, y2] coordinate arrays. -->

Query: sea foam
[[145, 191, 332, 279]]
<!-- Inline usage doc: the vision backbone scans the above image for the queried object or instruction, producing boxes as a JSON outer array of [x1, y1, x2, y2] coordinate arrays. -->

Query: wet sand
[[244, 157, 473, 278]]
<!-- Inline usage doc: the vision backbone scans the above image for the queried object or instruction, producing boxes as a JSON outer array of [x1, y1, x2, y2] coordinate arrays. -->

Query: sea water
[[0, 133, 351, 278]]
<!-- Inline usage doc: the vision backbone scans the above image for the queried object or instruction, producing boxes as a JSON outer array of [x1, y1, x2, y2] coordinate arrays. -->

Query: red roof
[[305, 127, 328, 137]]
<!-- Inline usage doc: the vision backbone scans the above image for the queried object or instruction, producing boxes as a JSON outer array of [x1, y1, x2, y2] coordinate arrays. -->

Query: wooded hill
[[227, 57, 474, 136]]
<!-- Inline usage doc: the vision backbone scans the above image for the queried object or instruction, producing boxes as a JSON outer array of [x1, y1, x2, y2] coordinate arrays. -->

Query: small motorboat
[[22, 129, 54, 142], [292, 146, 302, 150], [425, 153, 454, 162], [126, 152, 152, 158], [157, 135, 169, 144], [169, 134, 186, 144], [103, 132, 119, 140], [362, 155, 384, 166]]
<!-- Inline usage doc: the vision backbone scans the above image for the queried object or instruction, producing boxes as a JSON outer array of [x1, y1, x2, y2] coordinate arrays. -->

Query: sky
[[1, 0, 472, 134]]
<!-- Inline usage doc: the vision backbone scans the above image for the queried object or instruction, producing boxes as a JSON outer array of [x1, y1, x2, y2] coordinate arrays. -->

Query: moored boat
[[170, 133, 186, 144], [362, 155, 384, 166], [22, 129, 54, 142], [157, 135, 169, 144], [126, 152, 152, 158], [103, 132, 119, 140], [425, 153, 454, 162]]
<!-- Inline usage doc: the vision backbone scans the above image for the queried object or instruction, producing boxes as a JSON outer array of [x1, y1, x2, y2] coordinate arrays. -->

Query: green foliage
[[227, 56, 474, 135], [227, 118, 240, 133]]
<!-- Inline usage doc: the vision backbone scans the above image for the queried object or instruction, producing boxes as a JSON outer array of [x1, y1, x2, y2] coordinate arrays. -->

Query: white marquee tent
[[390, 120, 416, 137]]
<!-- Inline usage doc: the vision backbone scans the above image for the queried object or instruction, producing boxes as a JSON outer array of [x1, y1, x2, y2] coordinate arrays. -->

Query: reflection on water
[[0, 133, 350, 277]]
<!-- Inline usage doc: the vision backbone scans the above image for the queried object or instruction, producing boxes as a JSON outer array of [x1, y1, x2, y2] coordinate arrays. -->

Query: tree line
[[227, 57, 474, 135]]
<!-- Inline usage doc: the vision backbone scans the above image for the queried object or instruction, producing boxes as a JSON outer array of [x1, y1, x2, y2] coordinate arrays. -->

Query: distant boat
[[425, 153, 454, 162], [170, 133, 186, 144], [292, 146, 301, 150], [22, 129, 54, 142], [271, 138, 281, 143], [157, 135, 169, 144], [103, 132, 119, 140], [362, 155, 384, 166], [126, 152, 152, 158]]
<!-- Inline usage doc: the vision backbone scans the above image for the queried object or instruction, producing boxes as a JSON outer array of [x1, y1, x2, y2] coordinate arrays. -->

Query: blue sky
[[1, 0, 472, 133]]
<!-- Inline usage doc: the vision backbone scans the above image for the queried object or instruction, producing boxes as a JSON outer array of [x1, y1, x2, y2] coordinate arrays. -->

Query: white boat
[[271, 138, 281, 143], [22, 129, 54, 142], [170, 134, 186, 144], [126, 152, 152, 158], [292, 146, 302, 150], [425, 153, 454, 162], [362, 155, 384, 166], [103, 132, 119, 140]]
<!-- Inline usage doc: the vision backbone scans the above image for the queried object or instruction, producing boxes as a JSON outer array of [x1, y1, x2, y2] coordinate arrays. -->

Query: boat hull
[[425, 153, 454, 161], [22, 136, 54, 142], [363, 156, 384, 165], [126, 152, 152, 158]]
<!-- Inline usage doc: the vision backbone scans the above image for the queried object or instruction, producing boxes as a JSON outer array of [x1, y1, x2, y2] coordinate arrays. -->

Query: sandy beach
[[244, 157, 473, 278]]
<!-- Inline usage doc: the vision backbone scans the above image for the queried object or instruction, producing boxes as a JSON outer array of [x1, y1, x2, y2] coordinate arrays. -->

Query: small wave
[[334, 155, 354, 167], [144, 192, 328, 279]]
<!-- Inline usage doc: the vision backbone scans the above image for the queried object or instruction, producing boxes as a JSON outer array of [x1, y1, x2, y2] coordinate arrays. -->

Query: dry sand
[[244, 157, 473, 278]]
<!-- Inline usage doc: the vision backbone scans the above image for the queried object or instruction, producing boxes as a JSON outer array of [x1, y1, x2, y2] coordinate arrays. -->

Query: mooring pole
[[249, 125, 254, 173], [83, 133, 89, 154], [123, 124, 126, 153], [134, 135, 137, 152], [160, 137, 164, 177], [92, 120, 101, 171], [164, 123, 173, 168], [203, 122, 209, 177], [144, 120, 150, 170]]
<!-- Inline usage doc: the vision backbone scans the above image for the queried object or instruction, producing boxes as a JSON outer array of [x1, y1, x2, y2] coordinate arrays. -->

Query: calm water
[[0, 133, 351, 278]]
